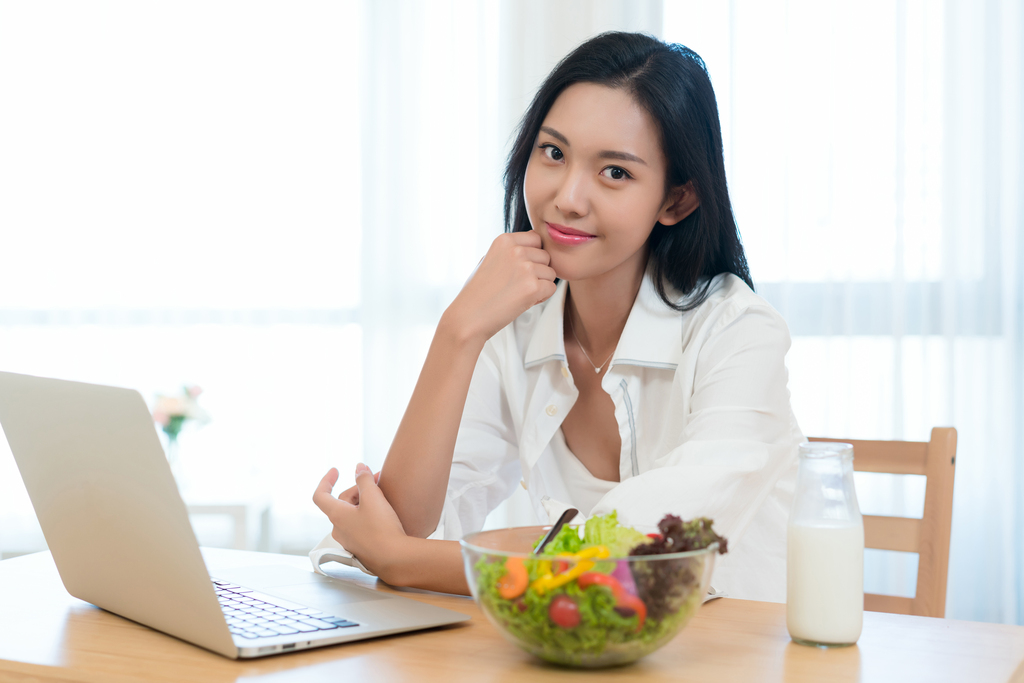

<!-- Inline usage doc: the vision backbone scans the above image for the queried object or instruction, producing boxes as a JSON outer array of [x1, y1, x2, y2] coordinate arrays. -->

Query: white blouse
[[436, 271, 804, 603], [550, 429, 618, 517]]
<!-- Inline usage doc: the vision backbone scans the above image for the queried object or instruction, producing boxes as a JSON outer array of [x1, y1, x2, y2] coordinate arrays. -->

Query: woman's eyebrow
[[598, 150, 647, 166], [540, 126, 570, 145], [539, 126, 647, 166]]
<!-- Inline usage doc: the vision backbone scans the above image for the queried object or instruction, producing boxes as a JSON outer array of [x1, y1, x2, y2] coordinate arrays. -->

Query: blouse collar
[[523, 271, 685, 371]]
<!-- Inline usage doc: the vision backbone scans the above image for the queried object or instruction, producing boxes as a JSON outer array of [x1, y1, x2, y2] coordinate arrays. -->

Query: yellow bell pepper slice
[[574, 545, 611, 561], [529, 545, 611, 595]]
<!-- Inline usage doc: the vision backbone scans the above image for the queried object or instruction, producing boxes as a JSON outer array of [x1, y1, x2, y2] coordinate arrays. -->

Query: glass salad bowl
[[460, 523, 720, 668]]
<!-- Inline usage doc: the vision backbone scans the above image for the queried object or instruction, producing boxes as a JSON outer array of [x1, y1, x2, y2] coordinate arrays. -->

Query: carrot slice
[[497, 557, 529, 600]]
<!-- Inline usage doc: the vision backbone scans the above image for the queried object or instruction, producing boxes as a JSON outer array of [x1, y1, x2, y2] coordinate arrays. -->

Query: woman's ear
[[657, 181, 699, 226]]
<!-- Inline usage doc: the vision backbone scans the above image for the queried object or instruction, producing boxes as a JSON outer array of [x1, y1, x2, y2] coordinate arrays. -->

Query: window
[[0, 1, 362, 554]]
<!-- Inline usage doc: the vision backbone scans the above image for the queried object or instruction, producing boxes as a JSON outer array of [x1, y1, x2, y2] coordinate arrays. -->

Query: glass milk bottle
[[787, 442, 864, 647]]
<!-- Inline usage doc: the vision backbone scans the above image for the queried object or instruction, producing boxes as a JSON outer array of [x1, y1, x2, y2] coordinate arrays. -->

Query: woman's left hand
[[313, 464, 409, 581]]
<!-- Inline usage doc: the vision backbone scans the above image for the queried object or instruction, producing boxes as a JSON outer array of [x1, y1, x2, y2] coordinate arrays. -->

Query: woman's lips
[[546, 222, 596, 246]]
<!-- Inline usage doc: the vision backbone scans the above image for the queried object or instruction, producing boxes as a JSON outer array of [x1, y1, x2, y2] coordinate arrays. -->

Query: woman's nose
[[553, 169, 589, 218]]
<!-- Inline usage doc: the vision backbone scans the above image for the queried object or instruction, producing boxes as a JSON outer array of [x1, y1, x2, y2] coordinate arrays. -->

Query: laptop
[[0, 371, 469, 658]]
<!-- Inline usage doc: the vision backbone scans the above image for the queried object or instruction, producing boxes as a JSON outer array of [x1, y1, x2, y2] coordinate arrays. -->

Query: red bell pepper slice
[[615, 593, 647, 631], [577, 572, 647, 631], [576, 572, 624, 599]]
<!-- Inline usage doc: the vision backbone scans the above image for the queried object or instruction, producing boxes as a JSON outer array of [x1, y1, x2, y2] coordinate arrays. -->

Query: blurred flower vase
[[152, 385, 210, 491]]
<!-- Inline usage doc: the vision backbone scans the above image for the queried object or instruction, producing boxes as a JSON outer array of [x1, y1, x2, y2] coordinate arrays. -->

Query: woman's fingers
[[511, 229, 543, 248], [520, 247, 551, 265], [337, 482, 359, 505], [312, 467, 345, 517], [353, 463, 380, 503], [336, 469, 380, 505], [532, 262, 557, 282], [528, 263, 558, 304], [534, 279, 558, 305], [510, 231, 550, 264]]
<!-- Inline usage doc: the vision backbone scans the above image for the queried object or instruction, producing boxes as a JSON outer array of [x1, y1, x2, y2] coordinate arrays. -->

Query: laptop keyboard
[[212, 579, 359, 640]]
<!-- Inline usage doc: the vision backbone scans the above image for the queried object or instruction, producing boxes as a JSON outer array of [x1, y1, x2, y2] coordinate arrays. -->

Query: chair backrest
[[808, 427, 957, 618]]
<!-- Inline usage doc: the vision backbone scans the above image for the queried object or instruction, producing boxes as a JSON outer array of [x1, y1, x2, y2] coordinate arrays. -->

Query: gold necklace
[[567, 312, 614, 374]]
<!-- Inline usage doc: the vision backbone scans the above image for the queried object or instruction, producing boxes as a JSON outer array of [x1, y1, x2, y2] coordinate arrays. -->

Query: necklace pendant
[[595, 367, 602, 374]]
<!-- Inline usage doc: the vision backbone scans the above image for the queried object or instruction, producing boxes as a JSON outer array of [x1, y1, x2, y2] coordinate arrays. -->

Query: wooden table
[[1, 549, 1022, 683]]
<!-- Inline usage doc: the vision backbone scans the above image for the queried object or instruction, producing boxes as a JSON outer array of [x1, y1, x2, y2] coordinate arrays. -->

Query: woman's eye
[[601, 166, 630, 181], [540, 144, 564, 162]]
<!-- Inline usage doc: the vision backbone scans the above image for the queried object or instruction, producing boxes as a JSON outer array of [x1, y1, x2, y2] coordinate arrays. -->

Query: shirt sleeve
[[591, 302, 800, 545], [431, 335, 522, 541]]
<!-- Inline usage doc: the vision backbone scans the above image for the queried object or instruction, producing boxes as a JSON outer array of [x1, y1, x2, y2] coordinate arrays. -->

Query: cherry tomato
[[548, 595, 580, 628], [552, 560, 569, 575]]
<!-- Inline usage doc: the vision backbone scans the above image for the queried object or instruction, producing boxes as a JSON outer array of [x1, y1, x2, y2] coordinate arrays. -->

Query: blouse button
[[561, 366, 570, 378], [545, 405, 558, 417]]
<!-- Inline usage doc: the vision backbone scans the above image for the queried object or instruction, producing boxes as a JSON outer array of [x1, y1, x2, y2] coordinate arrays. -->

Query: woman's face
[[523, 82, 684, 283]]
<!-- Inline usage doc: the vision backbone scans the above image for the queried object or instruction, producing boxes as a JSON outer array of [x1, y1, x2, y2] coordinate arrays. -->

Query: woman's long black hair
[[503, 32, 753, 311]]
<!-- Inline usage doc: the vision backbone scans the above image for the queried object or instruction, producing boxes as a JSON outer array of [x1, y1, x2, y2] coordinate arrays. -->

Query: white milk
[[786, 522, 864, 645]]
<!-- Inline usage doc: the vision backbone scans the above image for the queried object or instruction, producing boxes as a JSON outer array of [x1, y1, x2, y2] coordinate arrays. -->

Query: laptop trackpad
[[217, 565, 389, 607]]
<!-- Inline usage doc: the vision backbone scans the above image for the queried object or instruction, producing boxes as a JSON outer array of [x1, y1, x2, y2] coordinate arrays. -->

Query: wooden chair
[[808, 427, 957, 618]]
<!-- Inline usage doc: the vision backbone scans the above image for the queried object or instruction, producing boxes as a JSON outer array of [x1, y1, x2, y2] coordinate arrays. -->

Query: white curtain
[[664, 0, 1023, 624], [358, 0, 503, 469], [0, 1, 365, 555]]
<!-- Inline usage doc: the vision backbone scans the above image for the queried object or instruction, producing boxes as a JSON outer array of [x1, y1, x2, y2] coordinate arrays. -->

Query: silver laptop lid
[[0, 371, 236, 657]]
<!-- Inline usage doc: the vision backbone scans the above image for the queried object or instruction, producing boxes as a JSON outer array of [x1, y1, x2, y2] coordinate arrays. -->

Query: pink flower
[[152, 386, 210, 432]]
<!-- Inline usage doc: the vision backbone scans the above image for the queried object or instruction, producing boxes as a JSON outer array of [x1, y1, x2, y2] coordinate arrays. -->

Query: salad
[[472, 512, 727, 666]]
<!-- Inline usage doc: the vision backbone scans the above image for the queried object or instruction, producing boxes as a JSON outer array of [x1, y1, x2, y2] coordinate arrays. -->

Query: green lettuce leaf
[[537, 522, 583, 555], [582, 511, 650, 558]]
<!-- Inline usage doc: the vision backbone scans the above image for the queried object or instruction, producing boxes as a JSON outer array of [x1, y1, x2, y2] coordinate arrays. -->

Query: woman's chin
[[551, 265, 581, 283], [550, 244, 650, 288], [551, 262, 606, 284], [548, 255, 596, 283]]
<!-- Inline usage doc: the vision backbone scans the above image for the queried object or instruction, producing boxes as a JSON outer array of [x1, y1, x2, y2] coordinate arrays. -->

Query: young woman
[[313, 32, 803, 602]]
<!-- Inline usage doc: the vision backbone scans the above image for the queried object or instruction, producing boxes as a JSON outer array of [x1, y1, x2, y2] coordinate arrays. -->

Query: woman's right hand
[[444, 230, 558, 343]]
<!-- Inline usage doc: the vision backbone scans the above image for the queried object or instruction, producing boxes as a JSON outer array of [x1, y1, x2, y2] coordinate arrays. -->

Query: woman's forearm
[[377, 315, 486, 538], [376, 231, 556, 538], [379, 538, 470, 595]]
